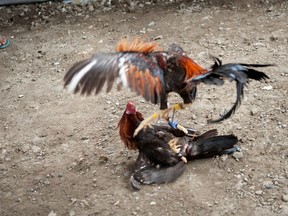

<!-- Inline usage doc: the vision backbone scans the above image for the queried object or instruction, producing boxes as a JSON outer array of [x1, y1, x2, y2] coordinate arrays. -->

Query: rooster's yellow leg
[[133, 103, 192, 137], [168, 138, 187, 163], [133, 109, 171, 137], [170, 103, 192, 112], [167, 103, 192, 135]]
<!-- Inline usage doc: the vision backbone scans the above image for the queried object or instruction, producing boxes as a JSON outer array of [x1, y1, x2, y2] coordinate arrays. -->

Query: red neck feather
[[117, 111, 144, 150], [178, 56, 207, 79]]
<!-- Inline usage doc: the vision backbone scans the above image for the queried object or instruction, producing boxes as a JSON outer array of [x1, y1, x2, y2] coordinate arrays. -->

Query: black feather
[[132, 161, 185, 186], [187, 134, 238, 159], [191, 57, 273, 123]]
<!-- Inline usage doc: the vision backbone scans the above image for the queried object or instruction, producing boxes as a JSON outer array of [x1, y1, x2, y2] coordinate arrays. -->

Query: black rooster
[[118, 101, 239, 189]]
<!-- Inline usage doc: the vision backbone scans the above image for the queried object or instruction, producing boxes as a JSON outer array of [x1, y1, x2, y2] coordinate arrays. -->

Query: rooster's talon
[[168, 138, 187, 163], [178, 154, 187, 163], [168, 138, 180, 152]]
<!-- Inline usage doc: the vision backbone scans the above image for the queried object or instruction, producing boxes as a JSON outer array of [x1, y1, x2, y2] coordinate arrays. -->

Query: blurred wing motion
[[118, 102, 239, 190], [64, 52, 163, 105]]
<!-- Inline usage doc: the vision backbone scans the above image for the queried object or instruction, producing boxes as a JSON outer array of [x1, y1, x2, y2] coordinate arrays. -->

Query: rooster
[[64, 38, 273, 136], [118, 101, 239, 189]]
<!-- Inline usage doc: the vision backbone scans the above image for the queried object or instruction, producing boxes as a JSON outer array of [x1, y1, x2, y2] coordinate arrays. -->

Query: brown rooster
[[118, 101, 239, 189], [64, 38, 273, 136]]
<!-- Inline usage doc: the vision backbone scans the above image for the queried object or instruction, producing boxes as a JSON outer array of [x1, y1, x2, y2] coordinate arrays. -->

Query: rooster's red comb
[[126, 101, 136, 114]]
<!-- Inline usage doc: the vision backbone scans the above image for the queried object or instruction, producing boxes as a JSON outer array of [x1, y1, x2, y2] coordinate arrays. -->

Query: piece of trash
[[153, 35, 163, 40], [262, 85, 273, 90]]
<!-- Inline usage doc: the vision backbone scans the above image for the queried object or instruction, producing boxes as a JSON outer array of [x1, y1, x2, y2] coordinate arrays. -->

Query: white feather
[[68, 59, 97, 93], [118, 57, 128, 88]]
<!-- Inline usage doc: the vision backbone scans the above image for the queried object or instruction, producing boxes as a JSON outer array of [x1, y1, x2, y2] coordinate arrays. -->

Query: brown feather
[[126, 65, 162, 104], [116, 38, 159, 54], [178, 56, 207, 79]]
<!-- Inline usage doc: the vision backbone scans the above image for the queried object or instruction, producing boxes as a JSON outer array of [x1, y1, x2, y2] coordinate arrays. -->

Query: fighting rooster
[[118, 102, 239, 189], [64, 38, 272, 136]]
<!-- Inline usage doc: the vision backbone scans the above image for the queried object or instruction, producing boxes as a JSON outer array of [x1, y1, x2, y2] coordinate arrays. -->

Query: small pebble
[[88, 5, 94, 12], [250, 109, 258, 116], [150, 201, 156, 206], [220, 154, 228, 161], [148, 21, 155, 26], [282, 194, 288, 202], [263, 181, 274, 189], [48, 211, 57, 216], [99, 155, 109, 163], [255, 190, 263, 195], [232, 151, 243, 161]]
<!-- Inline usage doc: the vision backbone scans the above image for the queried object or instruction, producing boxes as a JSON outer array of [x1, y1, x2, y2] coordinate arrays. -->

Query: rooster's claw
[[168, 138, 187, 163]]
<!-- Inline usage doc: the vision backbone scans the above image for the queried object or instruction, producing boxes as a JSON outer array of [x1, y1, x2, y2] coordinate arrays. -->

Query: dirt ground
[[0, 0, 288, 215]]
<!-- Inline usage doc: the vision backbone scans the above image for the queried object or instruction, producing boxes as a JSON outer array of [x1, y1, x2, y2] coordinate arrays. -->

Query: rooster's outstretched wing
[[64, 52, 164, 104]]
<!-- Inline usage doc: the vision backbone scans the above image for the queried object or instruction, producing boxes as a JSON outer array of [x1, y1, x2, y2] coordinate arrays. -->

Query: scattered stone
[[232, 151, 243, 161], [31, 145, 41, 154], [263, 180, 274, 189], [88, 4, 94, 12], [250, 109, 258, 116], [266, 7, 273, 12], [53, 62, 60, 66], [42, 15, 50, 21], [148, 21, 155, 26], [69, 210, 76, 216], [220, 154, 228, 161], [282, 194, 288, 202], [235, 180, 245, 189], [150, 201, 156, 206], [128, 1, 137, 12], [139, 28, 146, 34], [48, 211, 57, 216], [255, 190, 263, 195], [99, 155, 109, 163], [0, 164, 8, 171]]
